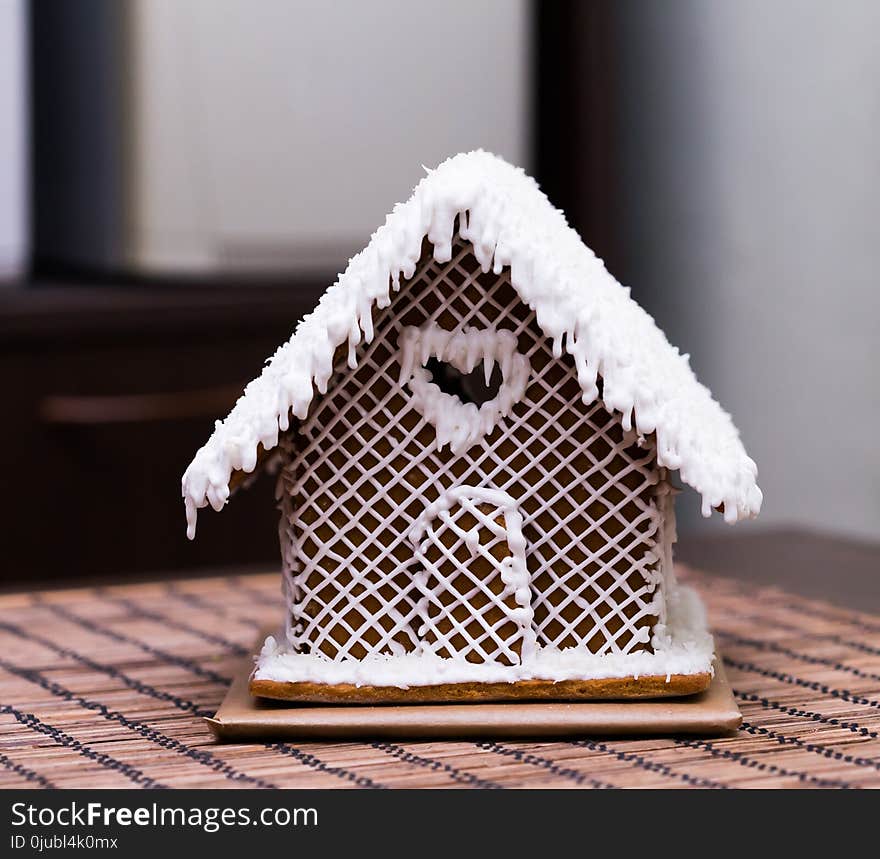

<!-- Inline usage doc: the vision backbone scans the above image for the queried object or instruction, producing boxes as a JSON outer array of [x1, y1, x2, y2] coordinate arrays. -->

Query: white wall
[[615, 1, 880, 538], [0, 0, 27, 281], [129, 0, 531, 272]]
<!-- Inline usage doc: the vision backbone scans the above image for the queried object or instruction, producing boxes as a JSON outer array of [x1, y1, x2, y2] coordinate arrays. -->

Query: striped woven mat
[[1, 567, 878, 789]]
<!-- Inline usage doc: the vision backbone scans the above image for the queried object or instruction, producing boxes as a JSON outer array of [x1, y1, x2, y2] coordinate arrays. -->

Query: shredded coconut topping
[[182, 150, 761, 539], [253, 583, 714, 687]]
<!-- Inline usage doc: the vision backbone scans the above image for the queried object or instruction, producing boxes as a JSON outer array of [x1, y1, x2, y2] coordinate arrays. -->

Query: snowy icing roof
[[182, 150, 762, 539]]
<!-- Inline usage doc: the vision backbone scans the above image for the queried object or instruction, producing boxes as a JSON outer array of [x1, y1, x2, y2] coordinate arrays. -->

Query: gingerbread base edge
[[249, 671, 713, 705]]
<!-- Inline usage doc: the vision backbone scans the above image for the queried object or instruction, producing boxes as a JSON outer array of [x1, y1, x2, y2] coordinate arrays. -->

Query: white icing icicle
[[398, 323, 530, 454], [182, 150, 762, 539]]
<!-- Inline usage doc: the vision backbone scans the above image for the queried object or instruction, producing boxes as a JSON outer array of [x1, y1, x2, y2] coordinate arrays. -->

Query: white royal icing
[[276, 293, 672, 670], [253, 583, 714, 687], [399, 324, 530, 454], [182, 150, 761, 538], [409, 486, 536, 665]]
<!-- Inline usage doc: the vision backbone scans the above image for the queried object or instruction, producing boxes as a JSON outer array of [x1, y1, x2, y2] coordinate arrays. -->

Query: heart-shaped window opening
[[398, 323, 531, 454], [424, 356, 503, 407]]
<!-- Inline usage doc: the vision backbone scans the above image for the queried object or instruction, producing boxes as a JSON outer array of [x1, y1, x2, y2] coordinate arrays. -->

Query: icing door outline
[[408, 486, 535, 665]]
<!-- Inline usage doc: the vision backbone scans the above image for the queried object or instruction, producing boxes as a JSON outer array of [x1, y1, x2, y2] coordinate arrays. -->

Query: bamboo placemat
[[1, 566, 879, 789]]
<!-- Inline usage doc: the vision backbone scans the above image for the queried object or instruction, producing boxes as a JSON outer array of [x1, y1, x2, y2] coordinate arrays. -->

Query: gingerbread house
[[183, 151, 762, 704]]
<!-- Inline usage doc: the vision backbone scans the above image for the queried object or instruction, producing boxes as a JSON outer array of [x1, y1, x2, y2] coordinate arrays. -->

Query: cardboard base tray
[[207, 648, 740, 741]]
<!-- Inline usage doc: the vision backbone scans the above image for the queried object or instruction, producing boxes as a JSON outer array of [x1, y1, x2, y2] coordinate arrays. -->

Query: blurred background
[[1, 0, 878, 586]]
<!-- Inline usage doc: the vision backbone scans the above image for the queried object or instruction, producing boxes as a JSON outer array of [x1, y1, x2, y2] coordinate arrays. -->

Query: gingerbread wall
[[277, 237, 670, 663]]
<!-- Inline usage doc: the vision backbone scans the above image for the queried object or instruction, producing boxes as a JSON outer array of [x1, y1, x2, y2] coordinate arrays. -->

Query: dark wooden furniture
[[0, 280, 323, 584]]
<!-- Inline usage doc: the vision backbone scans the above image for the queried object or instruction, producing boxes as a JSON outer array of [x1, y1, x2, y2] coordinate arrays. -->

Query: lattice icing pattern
[[254, 584, 714, 687], [266, 238, 688, 686], [409, 487, 534, 667], [182, 151, 762, 540]]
